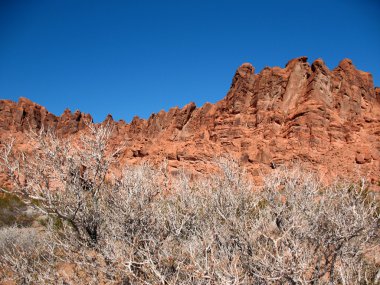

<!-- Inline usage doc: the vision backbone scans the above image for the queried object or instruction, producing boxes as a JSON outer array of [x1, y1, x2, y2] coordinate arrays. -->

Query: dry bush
[[0, 122, 123, 246], [0, 227, 57, 284], [0, 123, 379, 284], [250, 168, 380, 284]]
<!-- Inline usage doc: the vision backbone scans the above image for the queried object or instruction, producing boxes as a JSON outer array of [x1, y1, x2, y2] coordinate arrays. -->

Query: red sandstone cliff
[[1, 57, 379, 185]]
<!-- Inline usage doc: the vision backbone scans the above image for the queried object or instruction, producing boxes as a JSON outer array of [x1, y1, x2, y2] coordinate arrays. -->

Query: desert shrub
[[0, 226, 57, 284], [0, 191, 41, 228], [248, 168, 380, 284], [0, 123, 379, 284]]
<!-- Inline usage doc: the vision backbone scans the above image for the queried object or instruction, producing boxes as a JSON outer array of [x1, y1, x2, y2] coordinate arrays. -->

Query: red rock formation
[[0, 97, 92, 136], [1, 57, 379, 186]]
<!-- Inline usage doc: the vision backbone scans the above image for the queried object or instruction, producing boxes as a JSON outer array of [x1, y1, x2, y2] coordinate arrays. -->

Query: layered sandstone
[[1, 57, 379, 185]]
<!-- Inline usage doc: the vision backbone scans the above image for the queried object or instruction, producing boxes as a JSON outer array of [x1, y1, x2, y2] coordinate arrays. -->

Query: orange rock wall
[[1, 57, 379, 185]]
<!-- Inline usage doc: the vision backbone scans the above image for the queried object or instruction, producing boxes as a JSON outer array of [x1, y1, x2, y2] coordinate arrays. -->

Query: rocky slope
[[1, 57, 379, 185]]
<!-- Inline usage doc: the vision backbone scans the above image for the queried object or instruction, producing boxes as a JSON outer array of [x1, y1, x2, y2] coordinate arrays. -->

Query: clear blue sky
[[1, 0, 379, 122]]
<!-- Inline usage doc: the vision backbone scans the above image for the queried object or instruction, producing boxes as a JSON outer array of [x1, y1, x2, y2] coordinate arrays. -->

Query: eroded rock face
[[1, 57, 379, 186], [0, 98, 92, 136]]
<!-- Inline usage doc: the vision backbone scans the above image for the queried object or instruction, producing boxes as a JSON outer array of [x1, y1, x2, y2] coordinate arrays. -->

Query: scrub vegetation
[[0, 123, 379, 284]]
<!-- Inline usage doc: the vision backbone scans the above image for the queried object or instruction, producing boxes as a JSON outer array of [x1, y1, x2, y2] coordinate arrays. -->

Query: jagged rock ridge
[[1, 57, 379, 185]]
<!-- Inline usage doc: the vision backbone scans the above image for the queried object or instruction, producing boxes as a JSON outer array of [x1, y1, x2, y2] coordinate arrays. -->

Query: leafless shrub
[[0, 122, 379, 284], [0, 227, 57, 284], [0, 122, 124, 246], [248, 167, 380, 284]]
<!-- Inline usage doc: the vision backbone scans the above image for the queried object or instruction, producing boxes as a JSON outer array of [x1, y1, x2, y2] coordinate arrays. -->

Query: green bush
[[0, 192, 37, 227]]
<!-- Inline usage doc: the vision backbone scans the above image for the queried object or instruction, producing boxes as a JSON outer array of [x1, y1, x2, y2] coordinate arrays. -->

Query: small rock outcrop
[[0, 98, 92, 135]]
